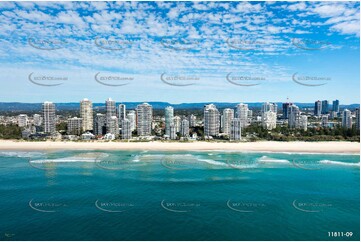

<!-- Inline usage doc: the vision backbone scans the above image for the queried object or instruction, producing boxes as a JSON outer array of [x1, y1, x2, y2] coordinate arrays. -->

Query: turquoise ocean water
[[0, 150, 359, 241]]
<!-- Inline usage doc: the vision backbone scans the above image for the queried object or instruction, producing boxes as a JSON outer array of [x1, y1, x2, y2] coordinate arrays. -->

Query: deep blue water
[[0, 150, 359, 241]]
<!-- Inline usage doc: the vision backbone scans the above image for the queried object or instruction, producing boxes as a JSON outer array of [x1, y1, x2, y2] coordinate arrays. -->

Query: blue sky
[[0, 1, 359, 104]]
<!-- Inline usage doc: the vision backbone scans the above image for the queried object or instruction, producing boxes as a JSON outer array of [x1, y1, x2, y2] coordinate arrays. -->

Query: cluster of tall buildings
[[17, 98, 360, 140]]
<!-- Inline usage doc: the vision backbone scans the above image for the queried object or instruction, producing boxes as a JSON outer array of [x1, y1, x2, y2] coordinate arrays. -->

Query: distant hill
[[0, 102, 359, 112]]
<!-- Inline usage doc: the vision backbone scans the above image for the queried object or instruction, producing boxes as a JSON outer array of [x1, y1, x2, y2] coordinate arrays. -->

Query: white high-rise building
[[222, 108, 234, 135], [94, 113, 106, 136], [33, 114, 42, 127], [262, 111, 277, 130], [127, 110, 136, 131], [188, 114, 197, 127], [299, 115, 308, 131], [106, 98, 116, 133], [42, 101, 56, 134], [80, 98, 93, 131], [108, 116, 119, 137], [165, 106, 174, 136], [236, 103, 249, 128], [230, 118, 242, 141], [67, 117, 83, 135], [136, 103, 153, 136], [262, 102, 277, 113], [287, 104, 300, 129], [204, 104, 220, 137], [169, 123, 176, 140], [18, 114, 28, 127], [342, 109, 352, 128], [181, 119, 190, 137], [118, 104, 126, 125], [121, 119, 132, 139], [173, 116, 181, 133]]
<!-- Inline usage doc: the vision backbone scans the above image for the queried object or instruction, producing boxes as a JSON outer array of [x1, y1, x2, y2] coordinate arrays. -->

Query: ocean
[[0, 150, 359, 241]]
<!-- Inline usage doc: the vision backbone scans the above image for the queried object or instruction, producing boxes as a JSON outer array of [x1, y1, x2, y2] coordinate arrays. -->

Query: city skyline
[[0, 1, 359, 103]]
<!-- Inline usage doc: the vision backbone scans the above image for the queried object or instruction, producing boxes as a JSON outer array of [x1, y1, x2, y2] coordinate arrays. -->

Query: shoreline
[[0, 140, 359, 154]]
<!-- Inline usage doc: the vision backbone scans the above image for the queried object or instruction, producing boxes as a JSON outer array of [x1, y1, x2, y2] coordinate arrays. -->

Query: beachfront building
[[33, 114, 42, 127], [67, 117, 83, 135], [108, 116, 119, 137], [236, 103, 249, 128], [204, 104, 220, 137], [222, 108, 234, 135], [230, 118, 242, 141], [262, 111, 277, 130], [314, 100, 322, 117], [118, 104, 126, 126], [188, 114, 197, 127], [42, 101, 56, 134], [287, 104, 300, 129], [355, 108, 360, 130], [181, 119, 190, 137], [121, 119, 132, 139], [127, 110, 136, 131], [94, 113, 106, 136], [18, 114, 28, 128], [105, 98, 116, 133], [165, 106, 174, 136], [342, 109, 352, 128], [169, 123, 177, 140], [299, 115, 308, 131], [136, 103, 153, 136], [80, 98, 93, 132], [173, 116, 181, 133]]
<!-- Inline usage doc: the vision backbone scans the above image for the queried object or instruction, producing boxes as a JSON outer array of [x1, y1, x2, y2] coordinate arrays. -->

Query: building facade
[[80, 98, 93, 131], [342, 109, 352, 128], [42, 101, 56, 134], [222, 108, 234, 135], [121, 119, 132, 139], [67, 117, 83, 135], [204, 104, 220, 137], [230, 118, 242, 141], [165, 106, 174, 136], [136, 103, 153, 136], [236, 103, 249, 128]]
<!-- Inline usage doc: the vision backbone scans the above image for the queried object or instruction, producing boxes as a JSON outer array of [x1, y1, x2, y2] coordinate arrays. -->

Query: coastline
[[0, 140, 359, 154]]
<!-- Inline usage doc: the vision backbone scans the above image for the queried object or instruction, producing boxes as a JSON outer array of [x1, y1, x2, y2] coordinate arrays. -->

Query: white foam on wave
[[258, 156, 290, 164], [0, 151, 45, 158], [30, 153, 108, 163], [319, 160, 360, 167]]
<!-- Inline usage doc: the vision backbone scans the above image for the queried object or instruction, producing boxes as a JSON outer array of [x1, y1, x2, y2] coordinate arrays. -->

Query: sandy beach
[[0, 140, 359, 154]]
